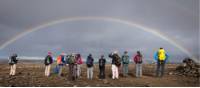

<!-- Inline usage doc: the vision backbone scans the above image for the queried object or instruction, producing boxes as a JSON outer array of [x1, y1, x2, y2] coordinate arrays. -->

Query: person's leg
[[123, 64, 125, 76], [87, 67, 90, 79], [99, 66, 102, 79], [156, 62, 160, 77], [58, 65, 63, 76], [136, 64, 139, 77], [10, 65, 12, 75], [73, 64, 76, 79], [68, 64, 72, 80], [125, 64, 128, 76], [47, 65, 51, 76], [116, 65, 119, 79], [79, 65, 81, 77], [13, 64, 16, 75], [77, 65, 80, 77], [139, 64, 143, 77], [91, 67, 93, 79], [161, 62, 165, 77], [102, 66, 105, 79], [111, 65, 115, 79]]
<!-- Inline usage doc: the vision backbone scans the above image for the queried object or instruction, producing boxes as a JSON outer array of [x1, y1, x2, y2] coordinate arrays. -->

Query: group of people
[[8, 47, 169, 80]]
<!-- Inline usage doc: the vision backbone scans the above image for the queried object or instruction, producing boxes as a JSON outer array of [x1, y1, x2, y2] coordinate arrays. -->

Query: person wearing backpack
[[98, 55, 106, 80], [57, 53, 66, 76], [122, 51, 129, 77], [109, 51, 121, 79], [8, 53, 18, 76], [76, 54, 83, 78], [67, 53, 77, 80], [154, 48, 169, 77], [133, 51, 143, 78], [44, 52, 53, 77], [86, 54, 94, 80]]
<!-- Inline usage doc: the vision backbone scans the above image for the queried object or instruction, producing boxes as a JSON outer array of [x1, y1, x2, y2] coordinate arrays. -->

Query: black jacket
[[99, 58, 106, 67], [44, 55, 53, 65]]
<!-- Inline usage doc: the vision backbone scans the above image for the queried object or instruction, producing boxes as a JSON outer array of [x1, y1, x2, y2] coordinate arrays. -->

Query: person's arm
[[154, 52, 158, 62], [165, 53, 169, 63], [133, 55, 136, 63]]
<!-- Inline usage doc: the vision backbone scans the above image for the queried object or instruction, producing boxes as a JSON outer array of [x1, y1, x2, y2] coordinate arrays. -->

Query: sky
[[0, 0, 199, 62]]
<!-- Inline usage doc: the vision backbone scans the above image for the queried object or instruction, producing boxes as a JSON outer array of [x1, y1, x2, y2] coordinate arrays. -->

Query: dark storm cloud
[[0, 0, 198, 61]]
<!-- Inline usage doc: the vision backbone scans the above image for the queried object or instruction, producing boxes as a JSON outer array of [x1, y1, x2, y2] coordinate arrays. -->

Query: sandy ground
[[0, 63, 199, 87]]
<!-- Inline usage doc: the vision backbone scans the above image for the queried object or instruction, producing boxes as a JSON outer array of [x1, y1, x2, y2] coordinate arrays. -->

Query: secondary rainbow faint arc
[[0, 16, 197, 61]]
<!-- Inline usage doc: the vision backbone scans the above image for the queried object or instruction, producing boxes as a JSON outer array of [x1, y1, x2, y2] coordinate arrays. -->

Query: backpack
[[122, 55, 129, 64], [136, 55, 142, 64], [68, 55, 76, 64], [57, 56, 62, 64], [114, 54, 121, 67], [8, 56, 14, 65], [87, 57, 93, 67], [158, 49, 166, 61]]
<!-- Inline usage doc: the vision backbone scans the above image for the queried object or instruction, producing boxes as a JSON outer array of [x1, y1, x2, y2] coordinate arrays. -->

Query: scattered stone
[[96, 84, 100, 86], [168, 72, 173, 75], [103, 79, 109, 84], [174, 58, 200, 77]]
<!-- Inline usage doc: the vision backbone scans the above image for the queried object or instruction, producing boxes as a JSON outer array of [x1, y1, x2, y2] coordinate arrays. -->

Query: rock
[[96, 84, 100, 86], [103, 79, 109, 84], [174, 57, 200, 77], [9, 85, 15, 87], [168, 72, 173, 75], [86, 85, 90, 87]]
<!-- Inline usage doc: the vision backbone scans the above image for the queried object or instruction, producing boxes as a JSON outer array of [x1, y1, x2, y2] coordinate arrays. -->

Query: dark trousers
[[99, 66, 105, 79], [156, 61, 165, 77], [68, 64, 77, 80]]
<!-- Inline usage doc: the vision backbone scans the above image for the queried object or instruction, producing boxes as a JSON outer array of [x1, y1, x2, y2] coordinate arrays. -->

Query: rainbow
[[0, 16, 197, 62]]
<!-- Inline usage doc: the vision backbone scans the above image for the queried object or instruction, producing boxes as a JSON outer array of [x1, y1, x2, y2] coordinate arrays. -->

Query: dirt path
[[0, 63, 199, 87]]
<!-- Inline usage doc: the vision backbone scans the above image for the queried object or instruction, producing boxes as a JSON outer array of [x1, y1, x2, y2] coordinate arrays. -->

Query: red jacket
[[133, 54, 142, 63]]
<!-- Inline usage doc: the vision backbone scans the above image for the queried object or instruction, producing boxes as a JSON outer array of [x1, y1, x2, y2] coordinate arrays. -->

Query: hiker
[[8, 53, 18, 76], [122, 51, 130, 77], [109, 51, 121, 79], [86, 54, 94, 80], [76, 54, 83, 78], [57, 53, 66, 76], [133, 51, 143, 77], [67, 53, 77, 80], [44, 52, 53, 77], [154, 47, 169, 77], [98, 55, 106, 80]]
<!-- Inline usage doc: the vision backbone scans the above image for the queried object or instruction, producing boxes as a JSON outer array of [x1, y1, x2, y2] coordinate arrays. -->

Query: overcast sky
[[0, 0, 199, 62]]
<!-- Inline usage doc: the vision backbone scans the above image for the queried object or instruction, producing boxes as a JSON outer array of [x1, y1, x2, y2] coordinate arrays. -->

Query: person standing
[[86, 54, 94, 80], [67, 53, 77, 80], [8, 53, 18, 76], [98, 55, 106, 80], [109, 51, 121, 79], [44, 52, 53, 77], [133, 51, 143, 78], [57, 53, 65, 76], [122, 51, 130, 77], [76, 54, 83, 78], [154, 47, 169, 77]]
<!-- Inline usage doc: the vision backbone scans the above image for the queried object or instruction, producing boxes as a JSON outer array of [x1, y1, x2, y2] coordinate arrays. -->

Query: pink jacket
[[76, 57, 83, 64]]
